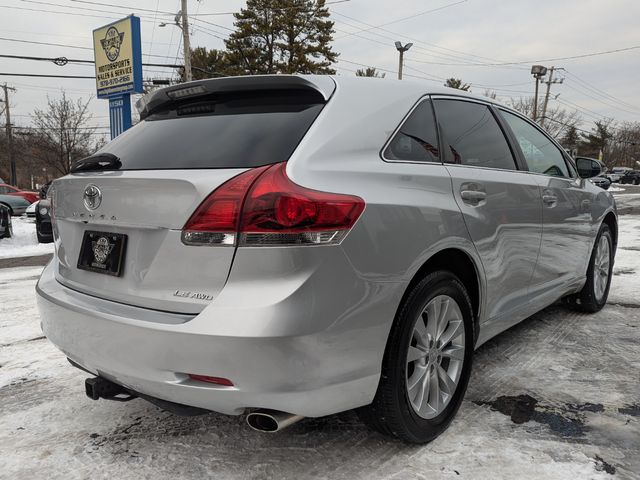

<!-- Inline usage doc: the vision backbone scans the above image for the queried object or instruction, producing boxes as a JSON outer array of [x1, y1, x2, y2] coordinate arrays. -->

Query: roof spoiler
[[136, 75, 336, 120]]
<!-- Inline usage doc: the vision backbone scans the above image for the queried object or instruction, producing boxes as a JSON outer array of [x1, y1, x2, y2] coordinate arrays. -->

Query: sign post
[[93, 15, 143, 139]]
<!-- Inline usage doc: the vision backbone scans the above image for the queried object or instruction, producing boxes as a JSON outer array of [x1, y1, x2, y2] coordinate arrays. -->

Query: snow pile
[[0, 217, 54, 259], [607, 185, 625, 192], [608, 214, 640, 306]]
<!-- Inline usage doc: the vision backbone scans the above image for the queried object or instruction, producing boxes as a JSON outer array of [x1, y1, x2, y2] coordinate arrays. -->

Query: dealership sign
[[92, 15, 143, 99]]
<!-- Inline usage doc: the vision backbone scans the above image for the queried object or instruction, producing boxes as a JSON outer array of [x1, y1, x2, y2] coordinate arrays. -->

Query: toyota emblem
[[83, 184, 102, 210]]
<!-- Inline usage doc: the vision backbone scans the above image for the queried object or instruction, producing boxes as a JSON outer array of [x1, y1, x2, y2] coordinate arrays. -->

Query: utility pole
[[530, 65, 547, 122], [180, 0, 192, 82], [395, 41, 413, 80], [1, 83, 17, 186], [539, 66, 563, 128]]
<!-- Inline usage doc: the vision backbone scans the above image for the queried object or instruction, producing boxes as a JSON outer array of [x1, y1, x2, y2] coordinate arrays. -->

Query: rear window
[[97, 90, 325, 170]]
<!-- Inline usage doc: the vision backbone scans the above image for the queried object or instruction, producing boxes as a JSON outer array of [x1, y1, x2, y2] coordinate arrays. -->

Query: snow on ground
[[607, 185, 625, 192], [609, 214, 640, 306], [1, 216, 639, 479], [0, 216, 54, 259]]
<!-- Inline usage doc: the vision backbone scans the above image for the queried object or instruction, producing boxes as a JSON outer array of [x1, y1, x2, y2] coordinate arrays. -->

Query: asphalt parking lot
[[1, 187, 639, 480]]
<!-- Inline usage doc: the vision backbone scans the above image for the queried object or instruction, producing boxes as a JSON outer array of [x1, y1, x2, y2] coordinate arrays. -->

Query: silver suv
[[37, 75, 617, 443]]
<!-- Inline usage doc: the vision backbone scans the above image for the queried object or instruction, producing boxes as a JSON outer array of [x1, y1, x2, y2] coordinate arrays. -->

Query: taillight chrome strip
[[240, 230, 348, 247], [181, 231, 236, 246]]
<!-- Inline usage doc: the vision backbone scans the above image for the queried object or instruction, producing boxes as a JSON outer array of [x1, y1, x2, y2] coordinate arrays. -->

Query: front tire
[[565, 224, 613, 313], [358, 271, 474, 443]]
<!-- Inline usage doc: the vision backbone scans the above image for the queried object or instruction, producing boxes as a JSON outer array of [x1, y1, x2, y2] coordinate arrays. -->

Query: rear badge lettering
[[174, 290, 214, 301]]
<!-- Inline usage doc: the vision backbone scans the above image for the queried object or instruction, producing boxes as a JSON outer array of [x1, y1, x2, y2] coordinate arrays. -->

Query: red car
[[0, 184, 39, 204]]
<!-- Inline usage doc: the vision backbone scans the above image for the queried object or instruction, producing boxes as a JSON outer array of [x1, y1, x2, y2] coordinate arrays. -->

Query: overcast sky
[[1, 0, 639, 140]]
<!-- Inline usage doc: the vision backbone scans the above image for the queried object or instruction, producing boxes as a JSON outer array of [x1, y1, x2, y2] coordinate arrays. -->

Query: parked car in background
[[0, 194, 31, 216], [0, 203, 12, 239], [0, 183, 39, 203], [26, 201, 38, 218], [619, 170, 640, 185], [37, 76, 617, 444], [606, 166, 632, 183], [35, 199, 53, 243], [589, 175, 611, 190]]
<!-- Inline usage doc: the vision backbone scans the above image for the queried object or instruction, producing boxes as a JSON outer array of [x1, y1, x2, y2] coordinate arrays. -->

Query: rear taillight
[[181, 165, 270, 246], [182, 163, 365, 247]]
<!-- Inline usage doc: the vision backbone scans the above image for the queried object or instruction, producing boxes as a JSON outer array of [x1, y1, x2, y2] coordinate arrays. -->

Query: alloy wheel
[[406, 295, 466, 419], [593, 235, 611, 302]]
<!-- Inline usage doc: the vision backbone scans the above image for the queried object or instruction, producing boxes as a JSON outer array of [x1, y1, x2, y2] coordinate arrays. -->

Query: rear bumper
[[37, 258, 398, 417]]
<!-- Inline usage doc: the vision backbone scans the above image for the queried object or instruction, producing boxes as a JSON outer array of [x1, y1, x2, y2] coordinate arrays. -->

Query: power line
[[0, 36, 91, 50], [562, 82, 640, 117], [0, 54, 182, 71], [334, 1, 468, 39], [0, 36, 182, 59], [0, 73, 95, 79], [563, 70, 640, 112], [330, 5, 521, 68], [67, 0, 351, 16]]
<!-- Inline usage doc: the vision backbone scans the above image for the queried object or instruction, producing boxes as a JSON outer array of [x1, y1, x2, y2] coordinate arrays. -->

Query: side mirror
[[576, 158, 603, 179]]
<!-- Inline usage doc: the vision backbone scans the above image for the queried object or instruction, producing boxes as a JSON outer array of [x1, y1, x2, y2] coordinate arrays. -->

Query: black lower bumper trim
[[69, 358, 210, 417]]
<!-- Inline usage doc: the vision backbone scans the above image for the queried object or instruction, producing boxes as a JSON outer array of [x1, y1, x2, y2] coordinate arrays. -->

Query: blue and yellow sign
[[93, 15, 143, 99]]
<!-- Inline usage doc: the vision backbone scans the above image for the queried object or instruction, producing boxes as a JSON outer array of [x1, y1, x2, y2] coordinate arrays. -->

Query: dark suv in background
[[620, 170, 640, 185]]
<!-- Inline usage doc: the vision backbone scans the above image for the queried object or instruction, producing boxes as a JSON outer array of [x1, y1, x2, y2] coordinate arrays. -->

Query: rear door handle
[[542, 194, 557, 205], [460, 190, 487, 204]]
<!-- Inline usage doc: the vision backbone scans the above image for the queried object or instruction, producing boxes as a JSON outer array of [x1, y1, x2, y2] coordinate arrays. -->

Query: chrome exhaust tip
[[246, 409, 304, 433]]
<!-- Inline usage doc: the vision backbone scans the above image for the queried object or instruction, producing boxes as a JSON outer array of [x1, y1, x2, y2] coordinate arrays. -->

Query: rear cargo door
[[51, 83, 331, 313]]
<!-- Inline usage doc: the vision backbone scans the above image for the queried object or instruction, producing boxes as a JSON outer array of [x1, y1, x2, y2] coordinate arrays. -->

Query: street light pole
[[530, 65, 547, 122], [395, 41, 413, 80]]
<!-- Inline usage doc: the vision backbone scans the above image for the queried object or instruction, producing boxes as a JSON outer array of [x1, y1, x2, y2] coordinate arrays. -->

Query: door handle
[[542, 194, 557, 205], [460, 190, 487, 204]]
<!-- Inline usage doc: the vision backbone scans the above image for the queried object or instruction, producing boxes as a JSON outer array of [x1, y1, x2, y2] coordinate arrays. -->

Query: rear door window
[[433, 99, 517, 170], [383, 99, 440, 163], [500, 110, 569, 177], [95, 90, 325, 170]]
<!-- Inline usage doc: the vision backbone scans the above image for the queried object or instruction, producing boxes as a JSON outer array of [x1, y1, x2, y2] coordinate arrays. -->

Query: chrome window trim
[[380, 95, 443, 166], [430, 95, 521, 172], [496, 107, 575, 179]]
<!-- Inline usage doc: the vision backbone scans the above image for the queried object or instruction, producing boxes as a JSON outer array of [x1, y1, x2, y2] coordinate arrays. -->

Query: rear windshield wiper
[[71, 153, 122, 173]]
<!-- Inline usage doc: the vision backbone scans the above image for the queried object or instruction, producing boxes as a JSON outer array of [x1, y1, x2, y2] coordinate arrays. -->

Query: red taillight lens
[[182, 165, 270, 246], [182, 162, 365, 247], [241, 162, 364, 232], [188, 374, 234, 387]]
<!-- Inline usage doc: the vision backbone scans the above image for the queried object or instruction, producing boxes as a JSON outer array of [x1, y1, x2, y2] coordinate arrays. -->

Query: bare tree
[[31, 91, 99, 175], [483, 89, 497, 100], [508, 96, 582, 139], [607, 121, 640, 168]]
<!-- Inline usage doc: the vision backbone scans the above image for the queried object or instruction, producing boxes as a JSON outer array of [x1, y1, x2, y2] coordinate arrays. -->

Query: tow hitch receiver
[[85, 376, 137, 402]]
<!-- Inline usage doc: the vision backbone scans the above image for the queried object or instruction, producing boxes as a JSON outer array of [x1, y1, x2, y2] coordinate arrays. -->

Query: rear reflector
[[182, 162, 365, 247], [188, 374, 234, 387]]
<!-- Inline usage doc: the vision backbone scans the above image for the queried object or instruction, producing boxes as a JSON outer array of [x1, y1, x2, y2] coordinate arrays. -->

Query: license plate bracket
[[77, 230, 127, 277]]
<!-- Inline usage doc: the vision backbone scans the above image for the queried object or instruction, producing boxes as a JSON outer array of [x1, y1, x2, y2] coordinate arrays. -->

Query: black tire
[[564, 224, 613, 313], [0, 203, 12, 217], [357, 271, 474, 443], [36, 222, 52, 244], [0, 209, 11, 239]]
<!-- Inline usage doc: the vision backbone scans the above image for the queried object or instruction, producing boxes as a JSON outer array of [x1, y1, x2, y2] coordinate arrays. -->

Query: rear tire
[[0, 209, 11, 239], [357, 271, 474, 443], [565, 224, 613, 313]]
